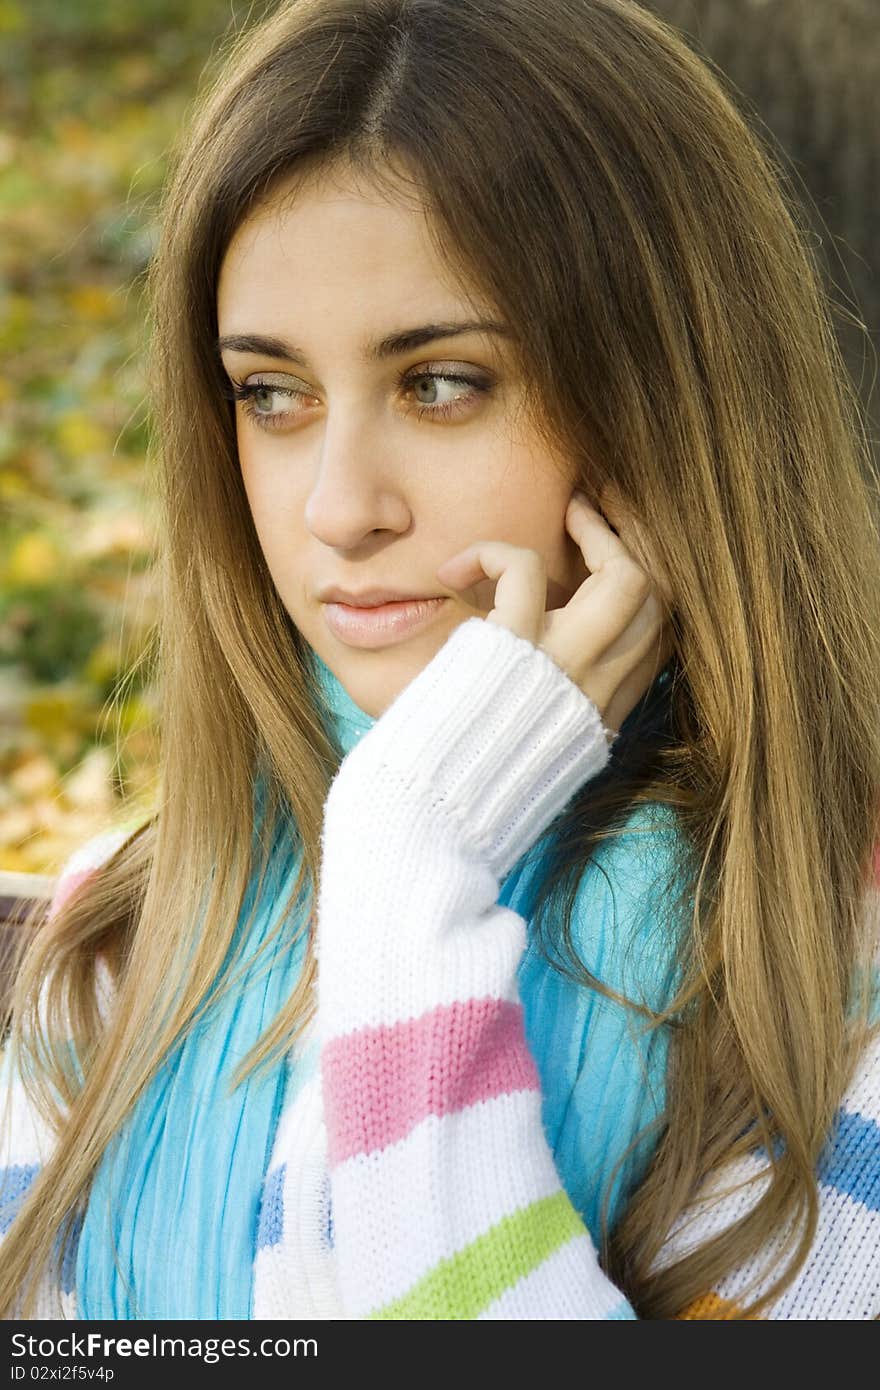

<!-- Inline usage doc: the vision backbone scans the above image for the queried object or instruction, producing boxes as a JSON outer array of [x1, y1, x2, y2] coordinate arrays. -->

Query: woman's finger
[[563, 490, 634, 588], [435, 541, 547, 645], [435, 492, 674, 735], [553, 491, 671, 721], [597, 484, 675, 608]]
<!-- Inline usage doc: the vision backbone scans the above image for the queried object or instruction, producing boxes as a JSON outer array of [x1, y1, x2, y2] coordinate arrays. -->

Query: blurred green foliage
[[0, 0, 280, 872]]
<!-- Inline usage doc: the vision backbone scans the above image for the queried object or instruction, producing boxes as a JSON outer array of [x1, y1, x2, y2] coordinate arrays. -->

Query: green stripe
[[367, 1190, 584, 1320]]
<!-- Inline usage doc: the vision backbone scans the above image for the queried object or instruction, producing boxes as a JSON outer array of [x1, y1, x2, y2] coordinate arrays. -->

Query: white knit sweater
[[2, 617, 879, 1318]]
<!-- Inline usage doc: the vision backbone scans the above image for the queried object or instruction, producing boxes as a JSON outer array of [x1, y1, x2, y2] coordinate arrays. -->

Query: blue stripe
[[256, 1162, 286, 1249], [1, 1163, 83, 1296], [318, 1171, 334, 1250], [817, 1109, 880, 1213], [608, 1295, 638, 1319], [0, 1163, 39, 1235], [58, 1210, 84, 1296]]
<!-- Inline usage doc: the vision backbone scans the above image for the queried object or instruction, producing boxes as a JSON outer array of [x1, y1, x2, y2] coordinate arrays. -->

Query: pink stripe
[[49, 867, 97, 919], [322, 996, 540, 1166]]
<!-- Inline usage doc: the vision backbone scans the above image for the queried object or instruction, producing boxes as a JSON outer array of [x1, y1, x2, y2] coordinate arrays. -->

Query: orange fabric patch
[[676, 1292, 756, 1319]]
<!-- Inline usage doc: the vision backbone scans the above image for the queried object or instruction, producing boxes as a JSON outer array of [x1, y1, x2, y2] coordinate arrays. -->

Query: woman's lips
[[322, 596, 448, 648]]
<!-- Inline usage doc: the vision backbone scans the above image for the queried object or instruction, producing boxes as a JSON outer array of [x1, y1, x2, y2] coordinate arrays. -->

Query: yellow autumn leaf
[[0, 846, 33, 874], [115, 694, 153, 736], [54, 116, 94, 153], [122, 766, 160, 809], [0, 2, 24, 36], [84, 640, 120, 686], [55, 412, 109, 459], [4, 294, 31, 327], [68, 284, 117, 320], [24, 688, 90, 740], [5, 532, 60, 584], [0, 468, 27, 497]]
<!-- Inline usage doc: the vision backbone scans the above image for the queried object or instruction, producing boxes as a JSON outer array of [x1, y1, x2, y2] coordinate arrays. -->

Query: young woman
[[2, 0, 879, 1320]]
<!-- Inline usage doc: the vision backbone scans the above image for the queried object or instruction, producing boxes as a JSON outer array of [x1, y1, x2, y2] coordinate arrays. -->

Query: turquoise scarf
[[75, 654, 373, 1319]]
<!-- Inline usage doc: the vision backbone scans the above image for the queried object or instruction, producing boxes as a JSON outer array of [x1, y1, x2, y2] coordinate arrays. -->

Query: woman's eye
[[225, 367, 493, 432], [227, 380, 311, 431], [403, 372, 489, 419]]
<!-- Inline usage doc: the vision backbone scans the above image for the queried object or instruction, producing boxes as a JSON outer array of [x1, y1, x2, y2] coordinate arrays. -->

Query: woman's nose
[[303, 425, 412, 548]]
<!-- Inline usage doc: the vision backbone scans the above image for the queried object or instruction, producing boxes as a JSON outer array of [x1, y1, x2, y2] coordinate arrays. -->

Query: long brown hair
[[2, 0, 879, 1319]]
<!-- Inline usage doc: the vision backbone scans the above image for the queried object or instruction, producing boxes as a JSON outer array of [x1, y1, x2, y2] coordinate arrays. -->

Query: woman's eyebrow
[[216, 320, 512, 369]]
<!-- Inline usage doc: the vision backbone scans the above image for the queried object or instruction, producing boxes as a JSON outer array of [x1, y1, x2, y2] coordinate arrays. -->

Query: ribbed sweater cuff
[[323, 615, 614, 884]]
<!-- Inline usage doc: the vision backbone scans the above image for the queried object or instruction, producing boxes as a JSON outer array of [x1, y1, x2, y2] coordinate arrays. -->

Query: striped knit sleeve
[[0, 826, 127, 1316], [315, 616, 633, 1318], [315, 615, 880, 1320], [669, 1013, 880, 1319]]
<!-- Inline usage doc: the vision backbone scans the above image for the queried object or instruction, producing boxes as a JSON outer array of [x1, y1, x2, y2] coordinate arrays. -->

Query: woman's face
[[217, 164, 589, 718]]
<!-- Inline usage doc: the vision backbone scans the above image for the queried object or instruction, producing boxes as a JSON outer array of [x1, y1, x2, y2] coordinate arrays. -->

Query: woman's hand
[[434, 489, 675, 737]]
